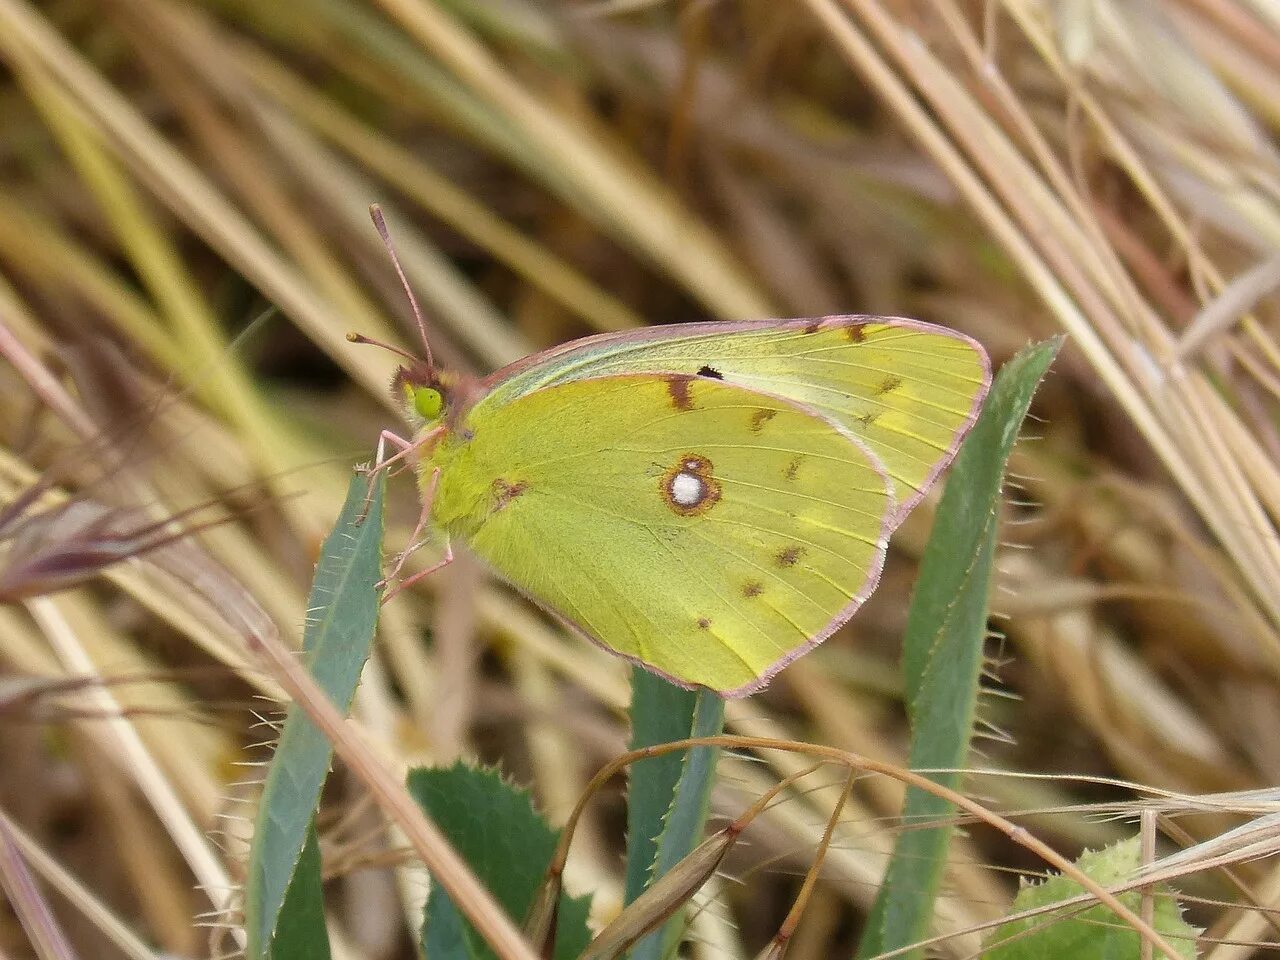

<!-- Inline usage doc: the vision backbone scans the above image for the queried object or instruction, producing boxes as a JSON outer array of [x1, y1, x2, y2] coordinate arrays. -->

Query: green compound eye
[[413, 386, 444, 420]]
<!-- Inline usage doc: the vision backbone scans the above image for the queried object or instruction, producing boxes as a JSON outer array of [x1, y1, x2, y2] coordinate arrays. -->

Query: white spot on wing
[[670, 472, 705, 507]]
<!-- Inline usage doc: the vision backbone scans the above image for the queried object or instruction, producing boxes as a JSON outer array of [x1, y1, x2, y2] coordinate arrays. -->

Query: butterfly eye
[[413, 386, 444, 420]]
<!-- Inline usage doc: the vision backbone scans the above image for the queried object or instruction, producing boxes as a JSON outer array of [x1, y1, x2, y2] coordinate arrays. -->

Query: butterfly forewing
[[479, 316, 989, 525], [429, 374, 892, 694]]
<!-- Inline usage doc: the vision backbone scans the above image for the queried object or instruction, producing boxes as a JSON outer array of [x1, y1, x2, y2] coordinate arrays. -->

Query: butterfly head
[[392, 361, 457, 428]]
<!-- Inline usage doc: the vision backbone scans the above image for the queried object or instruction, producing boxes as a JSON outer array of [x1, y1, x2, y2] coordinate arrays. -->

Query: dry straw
[[0, 0, 1277, 957]]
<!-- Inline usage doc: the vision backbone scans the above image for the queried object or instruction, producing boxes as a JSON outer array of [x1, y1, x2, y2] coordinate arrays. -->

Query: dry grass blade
[[240, 44, 645, 335], [0, 816, 77, 960], [1, 0, 1279, 956], [25, 596, 237, 933], [0, 0, 394, 399], [796, 0, 1280, 650], [372, 0, 775, 320], [0, 810, 159, 960]]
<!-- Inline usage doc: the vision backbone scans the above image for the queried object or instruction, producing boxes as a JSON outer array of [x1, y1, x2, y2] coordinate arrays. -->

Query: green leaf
[[629, 686, 725, 960], [422, 884, 469, 960], [857, 339, 1062, 960], [245, 474, 384, 960], [409, 761, 592, 960], [266, 828, 330, 960], [623, 669, 699, 906], [985, 837, 1199, 959]]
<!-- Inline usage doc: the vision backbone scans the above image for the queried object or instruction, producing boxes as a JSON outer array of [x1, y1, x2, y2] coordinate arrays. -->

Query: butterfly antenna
[[369, 204, 435, 373], [345, 332, 422, 365]]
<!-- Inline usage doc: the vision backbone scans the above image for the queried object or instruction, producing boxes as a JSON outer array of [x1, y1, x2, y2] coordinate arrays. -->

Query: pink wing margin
[[478, 313, 992, 521], [469, 314, 992, 697], [697, 406, 896, 699]]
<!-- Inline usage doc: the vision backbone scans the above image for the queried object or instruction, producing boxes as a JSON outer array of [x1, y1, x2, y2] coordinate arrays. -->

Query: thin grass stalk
[[0, 391, 300, 693], [0, 0, 397, 402], [0, 816, 76, 960], [371, 0, 775, 319], [24, 596, 241, 946], [578, 734, 1188, 959], [17, 67, 332, 556], [1003, 0, 1280, 384], [0, 272, 50, 352], [38, 597, 226, 817], [257, 112, 519, 367], [22, 74, 262, 440], [722, 705, 1001, 954], [1000, 2, 1280, 382], [0, 810, 158, 960], [1006, 0, 1280, 362], [110, 0, 389, 331], [0, 199, 184, 371], [111, 0, 519, 374], [804, 0, 1280, 645], [240, 45, 644, 334]]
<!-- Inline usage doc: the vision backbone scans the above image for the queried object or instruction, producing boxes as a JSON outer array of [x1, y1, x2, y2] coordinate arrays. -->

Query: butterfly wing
[[478, 316, 989, 525], [429, 373, 892, 695]]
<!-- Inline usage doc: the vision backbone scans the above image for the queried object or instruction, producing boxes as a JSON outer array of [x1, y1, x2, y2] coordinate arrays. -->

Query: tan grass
[[0, 0, 1277, 957]]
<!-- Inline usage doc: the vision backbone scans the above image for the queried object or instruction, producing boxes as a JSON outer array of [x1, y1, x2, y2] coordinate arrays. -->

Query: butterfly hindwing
[[481, 316, 989, 525], [428, 374, 893, 694]]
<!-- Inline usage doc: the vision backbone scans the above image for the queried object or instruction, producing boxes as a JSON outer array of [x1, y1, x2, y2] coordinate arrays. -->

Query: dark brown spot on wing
[[876, 374, 903, 395], [697, 617, 711, 629], [855, 411, 880, 427], [777, 546, 805, 567], [846, 323, 867, 342], [784, 457, 803, 481], [804, 319, 824, 334], [696, 365, 723, 380], [749, 408, 778, 433], [490, 479, 528, 513], [666, 374, 694, 410], [742, 581, 763, 598]]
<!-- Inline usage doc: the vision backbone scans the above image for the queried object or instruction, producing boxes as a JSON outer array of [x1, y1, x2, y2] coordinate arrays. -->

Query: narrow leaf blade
[[857, 339, 1062, 960], [629, 686, 725, 960], [245, 474, 384, 960], [623, 668, 700, 906], [266, 828, 331, 960]]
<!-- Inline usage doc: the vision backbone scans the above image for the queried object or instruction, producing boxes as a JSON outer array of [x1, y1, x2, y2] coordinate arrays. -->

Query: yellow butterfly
[[359, 214, 990, 697]]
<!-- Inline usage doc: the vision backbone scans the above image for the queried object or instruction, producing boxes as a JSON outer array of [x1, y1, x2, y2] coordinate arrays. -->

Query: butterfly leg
[[364, 429, 420, 479], [383, 466, 439, 580], [380, 539, 453, 604], [379, 467, 447, 601], [357, 426, 443, 521], [366, 425, 447, 477]]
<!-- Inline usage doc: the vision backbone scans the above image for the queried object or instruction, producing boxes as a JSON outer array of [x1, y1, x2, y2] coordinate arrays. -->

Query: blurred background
[[1, 0, 1279, 957]]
